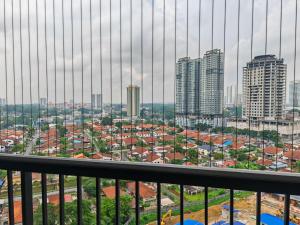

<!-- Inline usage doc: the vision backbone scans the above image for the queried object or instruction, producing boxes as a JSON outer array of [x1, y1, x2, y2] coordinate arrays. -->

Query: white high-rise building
[[289, 80, 300, 107], [242, 55, 287, 120], [200, 49, 224, 115], [127, 85, 140, 117]]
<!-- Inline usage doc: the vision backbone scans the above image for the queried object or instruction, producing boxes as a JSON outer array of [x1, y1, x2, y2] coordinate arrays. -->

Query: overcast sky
[[0, 0, 299, 104]]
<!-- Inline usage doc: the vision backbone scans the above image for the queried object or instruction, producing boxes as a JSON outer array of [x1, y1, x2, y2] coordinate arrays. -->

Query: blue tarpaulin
[[261, 213, 296, 225], [212, 221, 245, 225], [175, 219, 204, 225]]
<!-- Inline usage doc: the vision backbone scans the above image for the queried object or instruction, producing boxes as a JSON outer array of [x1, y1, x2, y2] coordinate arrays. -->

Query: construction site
[[155, 193, 300, 225]]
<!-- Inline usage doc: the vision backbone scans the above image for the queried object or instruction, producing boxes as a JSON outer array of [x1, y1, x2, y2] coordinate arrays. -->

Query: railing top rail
[[0, 154, 299, 195]]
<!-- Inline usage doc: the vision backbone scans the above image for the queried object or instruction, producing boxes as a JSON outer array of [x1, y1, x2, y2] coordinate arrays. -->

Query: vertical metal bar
[[248, 0, 255, 169], [135, 181, 140, 225], [162, 0, 166, 161], [291, 0, 298, 171], [157, 183, 161, 225], [180, 184, 184, 225], [21, 172, 33, 225], [129, 0, 133, 154], [230, 189, 234, 225], [173, 0, 177, 163], [35, 0, 41, 154], [4, 0, 8, 141], [235, 0, 241, 168], [96, 178, 101, 225], [12, 0, 17, 146], [119, 0, 123, 159], [151, 0, 154, 159], [80, 0, 84, 152], [62, 0, 67, 152], [140, 0, 144, 151], [19, 0, 24, 153], [44, 0, 50, 155], [7, 170, 14, 225], [89, 0, 94, 151], [222, 0, 227, 164], [77, 176, 82, 225], [41, 173, 48, 225], [59, 175, 65, 225], [52, 0, 58, 154], [71, 0, 75, 154], [256, 192, 261, 225], [284, 194, 290, 225], [110, 0, 113, 158], [204, 187, 208, 225], [115, 179, 120, 225]]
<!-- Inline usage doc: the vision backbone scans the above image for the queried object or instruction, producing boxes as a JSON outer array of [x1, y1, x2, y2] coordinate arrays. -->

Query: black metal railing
[[0, 153, 300, 225]]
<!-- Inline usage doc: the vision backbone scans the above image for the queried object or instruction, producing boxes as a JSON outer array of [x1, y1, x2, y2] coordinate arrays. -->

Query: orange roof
[[284, 150, 300, 160], [127, 182, 156, 199], [123, 137, 138, 145], [166, 152, 185, 161], [48, 194, 73, 205], [264, 146, 283, 155], [13, 201, 22, 224], [102, 186, 125, 199], [145, 153, 160, 162], [73, 153, 87, 159], [91, 152, 103, 159], [257, 159, 273, 166]]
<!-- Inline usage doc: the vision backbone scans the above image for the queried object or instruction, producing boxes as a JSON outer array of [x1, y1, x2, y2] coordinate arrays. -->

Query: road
[[0, 187, 79, 203], [24, 130, 39, 155], [86, 130, 130, 161]]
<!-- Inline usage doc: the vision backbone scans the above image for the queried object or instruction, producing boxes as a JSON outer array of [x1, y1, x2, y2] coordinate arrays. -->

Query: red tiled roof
[[102, 186, 125, 199], [166, 152, 185, 161], [13, 201, 22, 224], [127, 182, 156, 199], [264, 146, 283, 155], [257, 159, 273, 166], [145, 153, 160, 162], [284, 150, 300, 160], [48, 194, 73, 206], [123, 137, 138, 145]]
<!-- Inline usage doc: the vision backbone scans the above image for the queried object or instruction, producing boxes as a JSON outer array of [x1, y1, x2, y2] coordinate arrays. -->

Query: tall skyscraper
[[92, 94, 102, 109], [176, 49, 224, 116], [242, 55, 287, 120], [127, 85, 140, 117], [40, 98, 47, 107], [200, 49, 224, 115], [176, 57, 200, 115], [289, 80, 300, 107], [0, 98, 6, 106], [176, 49, 224, 127]]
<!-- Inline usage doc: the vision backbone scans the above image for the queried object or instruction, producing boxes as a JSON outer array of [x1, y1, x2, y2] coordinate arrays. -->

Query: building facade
[[92, 94, 102, 109], [242, 55, 287, 121], [176, 49, 224, 128], [289, 80, 300, 107], [127, 85, 140, 117]]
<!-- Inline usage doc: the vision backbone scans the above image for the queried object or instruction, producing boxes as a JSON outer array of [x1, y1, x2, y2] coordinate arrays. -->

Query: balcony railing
[[0, 153, 300, 225], [0, 0, 300, 224]]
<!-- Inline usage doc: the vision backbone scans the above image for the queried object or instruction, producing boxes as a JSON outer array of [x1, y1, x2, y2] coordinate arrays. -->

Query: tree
[[34, 204, 59, 225], [296, 161, 300, 173], [101, 117, 113, 126], [34, 200, 95, 225], [101, 196, 132, 224], [195, 123, 212, 132]]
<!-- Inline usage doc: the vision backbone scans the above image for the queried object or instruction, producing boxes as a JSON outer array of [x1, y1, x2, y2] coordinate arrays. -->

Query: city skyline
[[0, 0, 298, 105]]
